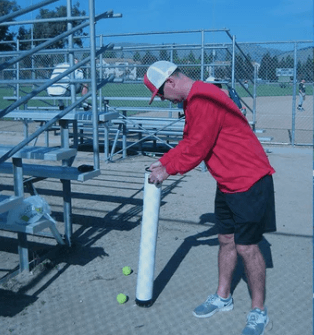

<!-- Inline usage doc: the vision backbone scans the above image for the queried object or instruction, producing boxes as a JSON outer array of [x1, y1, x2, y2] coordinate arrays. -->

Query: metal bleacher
[[73, 34, 273, 161], [0, 0, 122, 278], [76, 95, 271, 161]]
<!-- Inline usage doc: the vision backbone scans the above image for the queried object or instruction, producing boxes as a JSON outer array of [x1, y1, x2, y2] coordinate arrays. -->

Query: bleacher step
[[0, 162, 100, 182], [0, 145, 77, 161]]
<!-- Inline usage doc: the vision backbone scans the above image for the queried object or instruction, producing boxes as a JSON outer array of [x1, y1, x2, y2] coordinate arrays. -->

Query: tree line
[[1, 0, 313, 82], [258, 52, 313, 82], [0, 0, 86, 51], [121, 48, 314, 82]]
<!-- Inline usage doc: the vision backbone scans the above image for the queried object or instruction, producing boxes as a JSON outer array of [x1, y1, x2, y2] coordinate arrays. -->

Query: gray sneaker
[[193, 293, 233, 318], [241, 308, 269, 335]]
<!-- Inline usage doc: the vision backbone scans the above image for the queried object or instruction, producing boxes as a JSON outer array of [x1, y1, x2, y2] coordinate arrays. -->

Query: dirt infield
[[244, 95, 313, 144]]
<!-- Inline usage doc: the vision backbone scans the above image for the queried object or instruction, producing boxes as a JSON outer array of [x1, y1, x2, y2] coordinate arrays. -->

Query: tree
[[0, 0, 19, 51], [142, 51, 158, 65], [258, 52, 274, 80], [285, 55, 294, 68], [304, 56, 314, 81], [138, 51, 158, 78], [31, 2, 87, 49], [104, 49, 116, 58], [182, 51, 200, 80], [17, 26, 31, 50], [133, 51, 141, 62], [296, 60, 303, 79], [235, 54, 244, 79], [159, 48, 169, 61], [172, 48, 180, 64], [278, 57, 287, 68], [204, 50, 213, 65], [243, 54, 254, 80], [203, 51, 214, 79], [270, 55, 279, 81], [299, 56, 314, 81], [187, 51, 196, 63]]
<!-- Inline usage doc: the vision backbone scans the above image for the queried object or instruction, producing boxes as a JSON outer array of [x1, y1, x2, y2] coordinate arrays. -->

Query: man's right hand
[[148, 161, 169, 185]]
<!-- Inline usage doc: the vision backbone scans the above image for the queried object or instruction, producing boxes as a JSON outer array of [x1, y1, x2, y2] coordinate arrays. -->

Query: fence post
[[291, 42, 298, 146], [67, 0, 76, 105], [88, 0, 100, 170], [252, 65, 258, 131], [231, 35, 236, 88], [99, 34, 104, 110], [201, 30, 204, 81], [16, 39, 20, 109]]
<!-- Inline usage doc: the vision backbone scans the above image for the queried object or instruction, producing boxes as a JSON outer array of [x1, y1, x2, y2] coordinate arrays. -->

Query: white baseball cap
[[144, 61, 178, 104]]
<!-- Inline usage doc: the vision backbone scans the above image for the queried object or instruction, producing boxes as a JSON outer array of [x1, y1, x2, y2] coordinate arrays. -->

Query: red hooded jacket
[[159, 81, 275, 193]]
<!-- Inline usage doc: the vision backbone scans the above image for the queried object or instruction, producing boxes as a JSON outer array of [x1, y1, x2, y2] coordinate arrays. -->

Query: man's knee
[[218, 233, 235, 246]]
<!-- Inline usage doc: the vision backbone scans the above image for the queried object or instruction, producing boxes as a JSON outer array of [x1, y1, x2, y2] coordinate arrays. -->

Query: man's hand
[[148, 161, 169, 185]]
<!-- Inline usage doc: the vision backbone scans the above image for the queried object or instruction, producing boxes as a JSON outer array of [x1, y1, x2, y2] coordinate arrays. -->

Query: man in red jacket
[[144, 61, 276, 335]]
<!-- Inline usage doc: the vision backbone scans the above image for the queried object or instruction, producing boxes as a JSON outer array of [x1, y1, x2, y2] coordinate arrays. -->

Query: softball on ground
[[116, 293, 128, 304], [122, 266, 132, 276]]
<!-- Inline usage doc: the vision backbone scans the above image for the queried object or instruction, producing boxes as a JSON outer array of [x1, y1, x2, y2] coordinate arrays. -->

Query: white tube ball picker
[[135, 169, 162, 307]]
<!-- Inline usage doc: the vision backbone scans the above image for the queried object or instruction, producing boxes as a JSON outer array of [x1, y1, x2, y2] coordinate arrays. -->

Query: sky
[[16, 0, 314, 45]]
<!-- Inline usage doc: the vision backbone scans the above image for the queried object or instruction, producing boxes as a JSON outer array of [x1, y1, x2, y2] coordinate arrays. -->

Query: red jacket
[[159, 81, 275, 193]]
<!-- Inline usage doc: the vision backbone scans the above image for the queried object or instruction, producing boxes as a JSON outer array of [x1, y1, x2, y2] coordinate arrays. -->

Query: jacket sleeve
[[159, 96, 224, 175]]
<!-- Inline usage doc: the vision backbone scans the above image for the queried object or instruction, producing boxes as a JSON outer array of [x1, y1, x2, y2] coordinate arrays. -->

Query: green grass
[[0, 82, 312, 110], [236, 83, 313, 97], [102, 83, 149, 97]]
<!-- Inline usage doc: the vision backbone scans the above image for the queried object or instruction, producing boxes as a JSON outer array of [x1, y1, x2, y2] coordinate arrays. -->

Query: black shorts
[[215, 175, 276, 245]]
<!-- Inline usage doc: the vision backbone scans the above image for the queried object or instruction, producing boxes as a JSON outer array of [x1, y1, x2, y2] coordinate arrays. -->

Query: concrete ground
[[0, 121, 312, 335]]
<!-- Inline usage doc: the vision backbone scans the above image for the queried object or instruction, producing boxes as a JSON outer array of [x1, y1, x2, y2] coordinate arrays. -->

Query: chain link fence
[[98, 31, 313, 146], [0, 30, 313, 145]]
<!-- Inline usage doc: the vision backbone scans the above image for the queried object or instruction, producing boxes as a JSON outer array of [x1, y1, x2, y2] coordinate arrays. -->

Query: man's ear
[[167, 76, 176, 87]]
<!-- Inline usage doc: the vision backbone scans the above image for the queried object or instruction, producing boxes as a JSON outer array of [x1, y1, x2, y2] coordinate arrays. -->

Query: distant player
[[297, 79, 306, 111]]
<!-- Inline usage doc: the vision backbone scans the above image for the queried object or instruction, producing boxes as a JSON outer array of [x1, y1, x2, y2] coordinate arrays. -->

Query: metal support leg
[[45, 121, 50, 147], [72, 120, 78, 149], [13, 158, 23, 197], [122, 122, 127, 159], [17, 232, 29, 272], [13, 158, 31, 272], [110, 124, 122, 159], [104, 122, 109, 161], [61, 179, 72, 246], [48, 222, 65, 245], [138, 124, 143, 154], [122, 111, 127, 159], [60, 119, 75, 166]]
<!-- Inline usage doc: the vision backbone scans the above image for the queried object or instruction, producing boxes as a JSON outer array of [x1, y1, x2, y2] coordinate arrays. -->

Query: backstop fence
[[0, 29, 313, 146]]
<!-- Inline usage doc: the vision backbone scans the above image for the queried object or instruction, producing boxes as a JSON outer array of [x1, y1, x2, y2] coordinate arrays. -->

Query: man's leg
[[298, 93, 303, 109], [236, 244, 266, 310], [217, 233, 238, 298], [193, 188, 236, 319], [193, 233, 235, 318]]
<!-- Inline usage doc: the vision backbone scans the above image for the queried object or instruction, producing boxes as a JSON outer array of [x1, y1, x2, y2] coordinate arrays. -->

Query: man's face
[[157, 78, 184, 105]]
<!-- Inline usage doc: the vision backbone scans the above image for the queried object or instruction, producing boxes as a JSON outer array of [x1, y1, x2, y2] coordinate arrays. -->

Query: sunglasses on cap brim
[[157, 81, 166, 98]]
